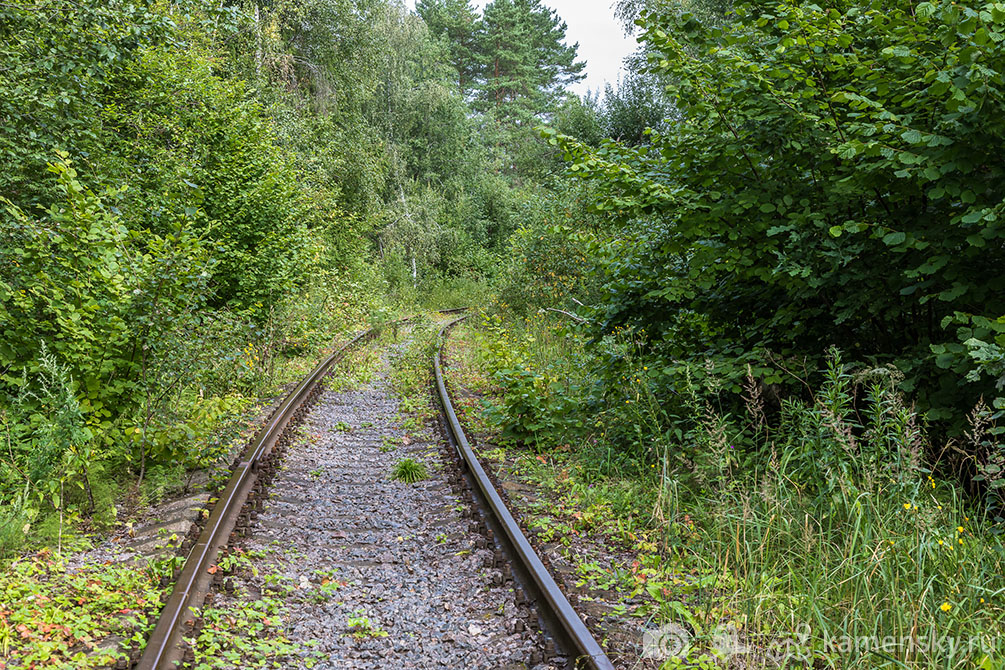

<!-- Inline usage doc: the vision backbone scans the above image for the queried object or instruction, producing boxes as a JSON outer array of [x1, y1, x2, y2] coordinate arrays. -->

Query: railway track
[[134, 311, 614, 670]]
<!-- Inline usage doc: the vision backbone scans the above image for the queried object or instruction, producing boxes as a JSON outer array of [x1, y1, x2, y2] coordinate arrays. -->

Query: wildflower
[[938, 540, 944, 545], [958, 538, 964, 545], [941, 602, 952, 612], [981, 598, 986, 604], [903, 503, 912, 510], [957, 526, 964, 533]]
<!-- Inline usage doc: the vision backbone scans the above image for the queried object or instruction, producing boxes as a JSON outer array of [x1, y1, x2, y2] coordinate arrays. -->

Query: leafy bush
[[479, 314, 586, 449], [550, 0, 1005, 428]]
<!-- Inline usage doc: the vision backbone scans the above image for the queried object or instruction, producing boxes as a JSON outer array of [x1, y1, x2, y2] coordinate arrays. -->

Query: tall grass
[[623, 352, 1005, 667], [473, 311, 1005, 667]]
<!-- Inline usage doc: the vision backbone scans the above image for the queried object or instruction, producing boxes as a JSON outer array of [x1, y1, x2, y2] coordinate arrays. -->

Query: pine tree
[[477, 0, 585, 119], [416, 0, 482, 97]]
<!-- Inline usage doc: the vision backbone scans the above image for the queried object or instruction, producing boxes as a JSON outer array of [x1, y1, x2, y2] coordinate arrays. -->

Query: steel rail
[[137, 309, 467, 670], [433, 316, 616, 670]]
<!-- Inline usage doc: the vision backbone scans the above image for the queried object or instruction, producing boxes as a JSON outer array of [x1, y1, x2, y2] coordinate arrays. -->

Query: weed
[[391, 458, 428, 484], [187, 594, 298, 669], [0, 551, 174, 668], [346, 610, 388, 639]]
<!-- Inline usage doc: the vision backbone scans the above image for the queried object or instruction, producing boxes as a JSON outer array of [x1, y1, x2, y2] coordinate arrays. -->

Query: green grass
[[390, 458, 428, 484], [452, 312, 1005, 669]]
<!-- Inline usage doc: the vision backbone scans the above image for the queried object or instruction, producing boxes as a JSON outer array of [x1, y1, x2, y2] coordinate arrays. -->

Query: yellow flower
[[981, 598, 986, 604], [903, 503, 912, 510], [938, 540, 944, 545], [941, 602, 952, 612], [957, 526, 964, 533], [958, 538, 964, 545]]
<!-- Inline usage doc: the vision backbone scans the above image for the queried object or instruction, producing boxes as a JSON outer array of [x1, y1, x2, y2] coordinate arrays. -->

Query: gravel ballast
[[213, 340, 549, 669]]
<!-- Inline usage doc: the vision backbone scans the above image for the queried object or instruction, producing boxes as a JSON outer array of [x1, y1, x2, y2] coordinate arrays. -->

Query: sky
[[402, 0, 639, 97]]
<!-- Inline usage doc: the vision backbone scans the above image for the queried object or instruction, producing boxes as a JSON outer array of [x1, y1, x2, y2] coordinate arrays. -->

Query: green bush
[[479, 314, 586, 449], [550, 0, 1005, 429]]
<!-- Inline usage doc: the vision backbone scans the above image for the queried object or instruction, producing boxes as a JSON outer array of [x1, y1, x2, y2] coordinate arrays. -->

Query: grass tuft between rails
[[390, 458, 429, 484]]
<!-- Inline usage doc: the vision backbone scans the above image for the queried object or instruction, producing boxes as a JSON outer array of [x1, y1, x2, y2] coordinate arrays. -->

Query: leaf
[[882, 231, 906, 245]]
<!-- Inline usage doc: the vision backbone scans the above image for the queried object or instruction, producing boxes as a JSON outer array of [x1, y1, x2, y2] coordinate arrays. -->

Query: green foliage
[[0, 551, 172, 668], [188, 595, 299, 669], [102, 39, 313, 312], [551, 0, 1005, 427], [1, 157, 143, 421], [596, 72, 675, 146], [477, 0, 586, 117], [496, 181, 600, 313], [479, 314, 586, 449], [346, 610, 389, 638], [417, 0, 483, 96], [0, 0, 174, 205], [390, 458, 429, 484], [468, 314, 1005, 667]]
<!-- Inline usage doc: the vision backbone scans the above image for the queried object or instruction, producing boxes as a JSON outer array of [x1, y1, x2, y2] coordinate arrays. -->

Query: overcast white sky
[[402, 0, 638, 97]]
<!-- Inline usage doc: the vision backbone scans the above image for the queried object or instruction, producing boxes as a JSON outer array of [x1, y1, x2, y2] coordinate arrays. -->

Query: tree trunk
[[255, 3, 263, 78]]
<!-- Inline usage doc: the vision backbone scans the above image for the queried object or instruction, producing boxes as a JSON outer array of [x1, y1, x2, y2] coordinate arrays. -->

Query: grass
[[450, 311, 1005, 669], [390, 458, 428, 484]]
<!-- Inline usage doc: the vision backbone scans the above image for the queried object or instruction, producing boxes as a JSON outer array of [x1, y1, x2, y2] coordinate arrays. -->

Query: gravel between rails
[[211, 339, 550, 670]]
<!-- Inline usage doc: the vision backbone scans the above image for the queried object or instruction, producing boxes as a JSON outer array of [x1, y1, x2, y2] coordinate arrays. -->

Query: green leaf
[[882, 231, 906, 245]]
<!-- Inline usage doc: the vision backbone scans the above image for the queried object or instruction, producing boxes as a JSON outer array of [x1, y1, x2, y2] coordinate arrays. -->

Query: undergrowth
[[0, 550, 176, 668], [457, 312, 1005, 669]]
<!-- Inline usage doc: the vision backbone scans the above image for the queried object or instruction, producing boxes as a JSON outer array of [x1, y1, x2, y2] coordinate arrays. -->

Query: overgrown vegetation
[[472, 3, 1005, 661], [458, 315, 1005, 668], [0, 550, 176, 668], [5, 0, 1005, 666], [0, 0, 582, 556]]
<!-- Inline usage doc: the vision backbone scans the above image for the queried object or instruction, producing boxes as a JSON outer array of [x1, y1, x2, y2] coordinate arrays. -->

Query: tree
[[551, 0, 1005, 423], [416, 0, 482, 97], [599, 72, 675, 145], [478, 0, 585, 119]]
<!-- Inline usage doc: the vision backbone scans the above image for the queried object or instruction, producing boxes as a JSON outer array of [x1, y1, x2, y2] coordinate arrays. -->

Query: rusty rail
[[433, 315, 616, 670]]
